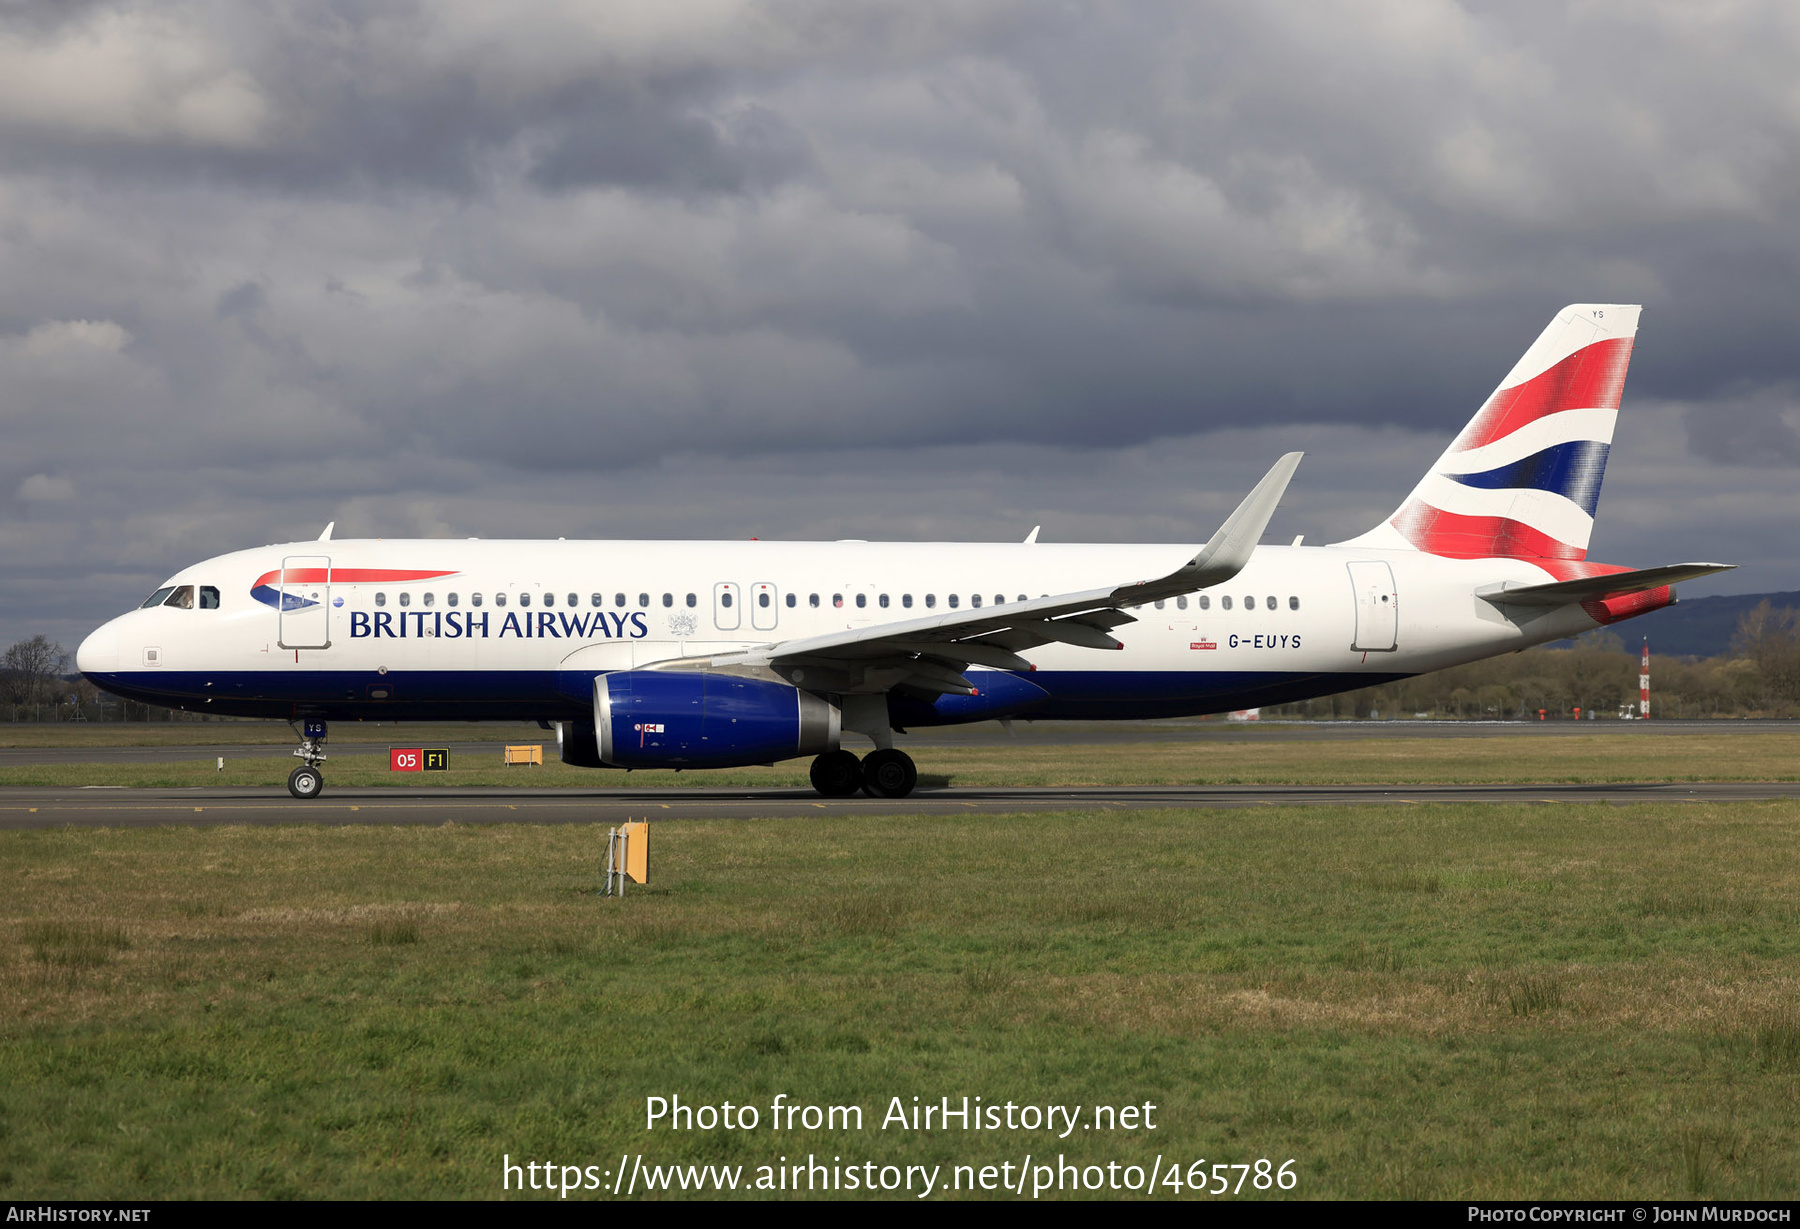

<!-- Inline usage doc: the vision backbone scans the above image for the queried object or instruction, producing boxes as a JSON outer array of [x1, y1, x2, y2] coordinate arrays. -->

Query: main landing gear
[[288, 718, 328, 799], [809, 748, 919, 799]]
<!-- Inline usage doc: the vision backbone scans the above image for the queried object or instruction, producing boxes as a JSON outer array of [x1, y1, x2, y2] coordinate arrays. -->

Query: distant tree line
[[1268, 600, 1800, 720], [1, 634, 223, 723]]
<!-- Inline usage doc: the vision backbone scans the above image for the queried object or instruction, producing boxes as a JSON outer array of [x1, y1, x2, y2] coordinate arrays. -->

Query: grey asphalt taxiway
[[4, 780, 1799, 830]]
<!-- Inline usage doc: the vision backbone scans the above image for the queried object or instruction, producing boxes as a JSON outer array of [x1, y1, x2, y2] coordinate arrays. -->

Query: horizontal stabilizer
[[1477, 562, 1735, 608]]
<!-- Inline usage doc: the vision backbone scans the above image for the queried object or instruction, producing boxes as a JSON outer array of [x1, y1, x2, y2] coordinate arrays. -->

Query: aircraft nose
[[76, 621, 120, 674]]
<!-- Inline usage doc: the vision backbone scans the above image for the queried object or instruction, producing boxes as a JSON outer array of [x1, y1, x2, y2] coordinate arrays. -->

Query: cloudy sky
[[4, 0, 1800, 651]]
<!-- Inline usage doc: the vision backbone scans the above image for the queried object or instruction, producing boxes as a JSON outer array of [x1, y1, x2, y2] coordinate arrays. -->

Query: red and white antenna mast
[[1640, 639, 1650, 719]]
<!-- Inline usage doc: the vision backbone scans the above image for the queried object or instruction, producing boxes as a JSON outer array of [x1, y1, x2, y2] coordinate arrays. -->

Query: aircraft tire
[[860, 749, 917, 799], [809, 750, 863, 798], [288, 765, 324, 800]]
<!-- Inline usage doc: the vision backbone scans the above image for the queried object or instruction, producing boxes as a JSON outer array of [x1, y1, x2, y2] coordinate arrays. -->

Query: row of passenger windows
[[141, 585, 220, 610], [1153, 595, 1300, 611], [368, 590, 1045, 610], [363, 589, 1301, 612], [136, 581, 1301, 616]]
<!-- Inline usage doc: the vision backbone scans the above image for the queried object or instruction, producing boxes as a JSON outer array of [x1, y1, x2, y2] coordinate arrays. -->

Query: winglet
[[1024, 525, 1041, 544], [318, 521, 335, 542], [1110, 452, 1302, 603]]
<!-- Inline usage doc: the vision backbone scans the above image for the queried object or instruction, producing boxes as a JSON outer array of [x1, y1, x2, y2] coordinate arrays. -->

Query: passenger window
[[1289, 596, 1300, 610], [855, 594, 866, 609], [878, 594, 889, 608], [448, 593, 459, 607], [994, 595, 1004, 605], [759, 592, 771, 608], [472, 593, 483, 607], [199, 586, 220, 609], [638, 593, 649, 607], [718, 592, 730, 608], [1221, 596, 1232, 611], [423, 592, 435, 608], [926, 594, 936, 608], [1198, 595, 1210, 610], [496, 593, 507, 607], [1176, 596, 1187, 610], [164, 586, 195, 609], [591, 594, 602, 607], [833, 594, 843, 608], [662, 593, 673, 607], [687, 593, 698, 608], [542, 592, 553, 607], [902, 594, 913, 608], [1242, 595, 1254, 609], [1267, 596, 1277, 610], [519, 592, 530, 607], [142, 587, 175, 608], [785, 593, 796, 608], [399, 592, 411, 608], [1017, 594, 1027, 603], [568, 593, 577, 608], [1154, 600, 1165, 610], [614, 593, 626, 607], [948, 594, 959, 608], [971, 594, 982, 608], [809, 593, 820, 608]]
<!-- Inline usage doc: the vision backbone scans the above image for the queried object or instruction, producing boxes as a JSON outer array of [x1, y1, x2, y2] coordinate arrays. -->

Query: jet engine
[[594, 671, 839, 769]]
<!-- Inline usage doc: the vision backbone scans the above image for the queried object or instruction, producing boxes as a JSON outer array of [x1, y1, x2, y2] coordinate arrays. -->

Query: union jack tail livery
[[1344, 304, 1639, 563]]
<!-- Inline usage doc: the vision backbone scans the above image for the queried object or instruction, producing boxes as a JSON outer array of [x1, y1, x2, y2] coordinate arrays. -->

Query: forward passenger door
[[278, 555, 332, 650]]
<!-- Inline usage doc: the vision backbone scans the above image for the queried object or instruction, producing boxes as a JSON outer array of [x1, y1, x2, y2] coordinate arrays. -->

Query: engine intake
[[596, 671, 839, 769]]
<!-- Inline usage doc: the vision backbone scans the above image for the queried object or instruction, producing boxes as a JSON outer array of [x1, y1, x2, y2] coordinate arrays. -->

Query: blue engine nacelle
[[596, 671, 839, 769]]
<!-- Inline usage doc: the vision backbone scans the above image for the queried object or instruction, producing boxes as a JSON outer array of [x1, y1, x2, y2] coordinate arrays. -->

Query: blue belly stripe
[[82, 667, 1414, 727]]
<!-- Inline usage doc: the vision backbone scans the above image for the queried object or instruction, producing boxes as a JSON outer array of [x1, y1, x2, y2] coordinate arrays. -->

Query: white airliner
[[77, 304, 1731, 800]]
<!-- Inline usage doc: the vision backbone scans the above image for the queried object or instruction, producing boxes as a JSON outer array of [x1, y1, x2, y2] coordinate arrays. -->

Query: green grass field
[[4, 731, 1799, 790], [0, 721, 535, 749], [5, 801, 1800, 1199]]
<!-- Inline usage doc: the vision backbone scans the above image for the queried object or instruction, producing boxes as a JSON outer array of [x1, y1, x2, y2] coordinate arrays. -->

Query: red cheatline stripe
[[1453, 337, 1634, 453], [1391, 501, 1586, 561], [252, 568, 457, 587]]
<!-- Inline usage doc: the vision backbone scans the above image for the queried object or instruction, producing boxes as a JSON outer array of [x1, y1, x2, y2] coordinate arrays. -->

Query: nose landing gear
[[288, 718, 328, 799]]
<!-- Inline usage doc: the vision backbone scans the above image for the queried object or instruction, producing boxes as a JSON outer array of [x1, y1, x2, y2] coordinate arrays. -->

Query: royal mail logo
[[1191, 640, 1218, 651]]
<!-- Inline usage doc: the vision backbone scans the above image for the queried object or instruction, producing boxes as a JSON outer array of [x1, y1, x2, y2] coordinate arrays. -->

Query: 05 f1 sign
[[390, 748, 449, 772]]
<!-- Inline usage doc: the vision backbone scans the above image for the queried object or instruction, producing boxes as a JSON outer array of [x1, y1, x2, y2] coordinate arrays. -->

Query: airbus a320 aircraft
[[77, 304, 1731, 800]]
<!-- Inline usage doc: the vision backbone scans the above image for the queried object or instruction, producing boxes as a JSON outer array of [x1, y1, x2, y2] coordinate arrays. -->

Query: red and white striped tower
[[1640, 639, 1650, 719]]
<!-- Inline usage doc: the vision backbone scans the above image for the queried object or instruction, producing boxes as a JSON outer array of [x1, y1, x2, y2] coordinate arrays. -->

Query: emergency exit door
[[1347, 560, 1398, 652], [277, 555, 332, 649]]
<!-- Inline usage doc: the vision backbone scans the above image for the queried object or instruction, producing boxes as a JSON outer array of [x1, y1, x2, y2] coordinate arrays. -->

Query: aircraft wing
[[1477, 562, 1736, 608], [677, 453, 1302, 694]]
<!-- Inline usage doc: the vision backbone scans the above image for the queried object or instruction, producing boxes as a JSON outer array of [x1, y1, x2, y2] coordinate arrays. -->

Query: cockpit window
[[199, 586, 220, 609], [142, 587, 174, 608], [163, 585, 195, 609]]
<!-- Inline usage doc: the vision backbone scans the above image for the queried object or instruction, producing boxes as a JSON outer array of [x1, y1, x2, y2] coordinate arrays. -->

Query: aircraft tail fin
[[1338, 304, 1641, 561]]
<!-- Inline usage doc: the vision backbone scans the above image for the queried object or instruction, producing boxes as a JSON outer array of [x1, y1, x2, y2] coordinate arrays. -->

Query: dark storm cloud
[[3, 0, 1800, 650]]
